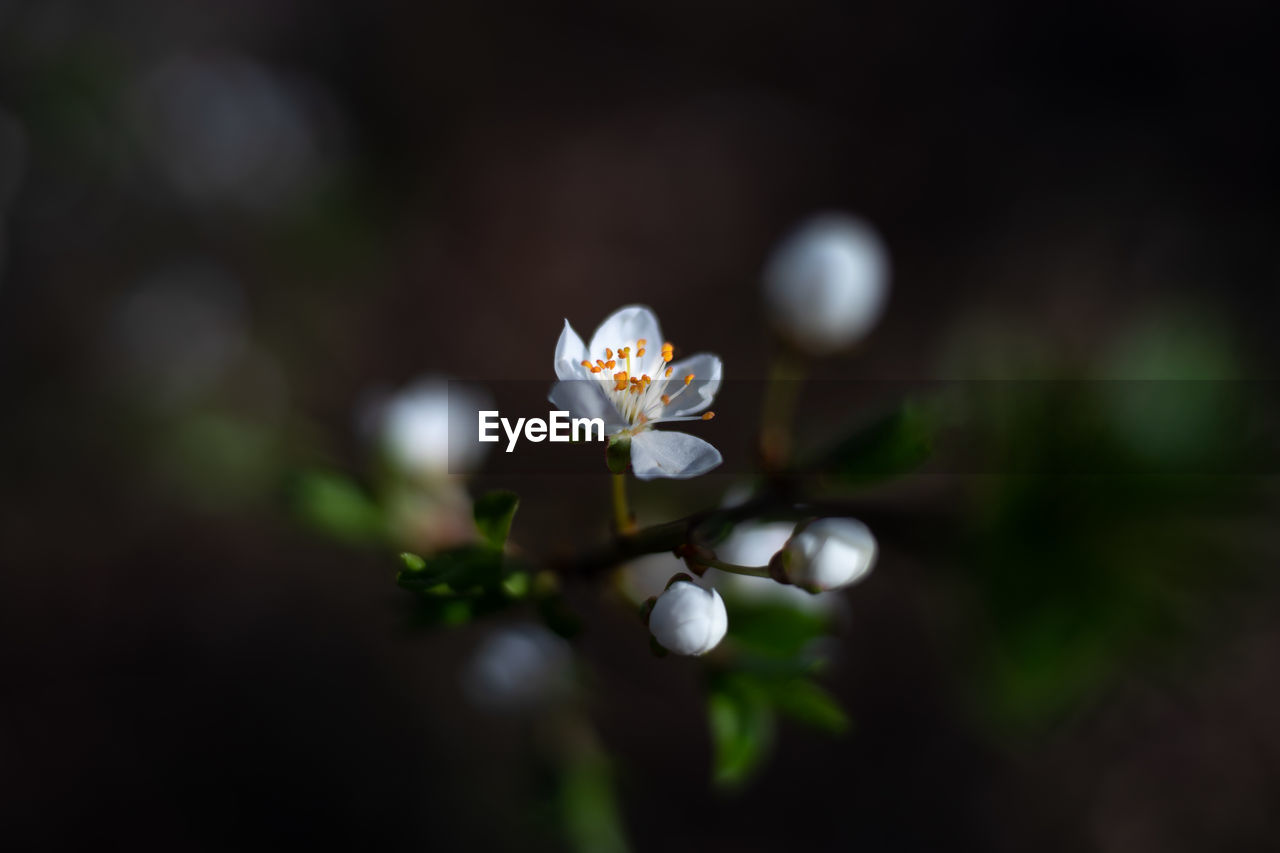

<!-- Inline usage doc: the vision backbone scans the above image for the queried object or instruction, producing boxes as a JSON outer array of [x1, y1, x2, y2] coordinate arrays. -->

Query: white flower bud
[[706, 521, 834, 613], [780, 518, 877, 592], [648, 580, 728, 656], [363, 375, 491, 477], [762, 213, 890, 355], [462, 624, 574, 712]]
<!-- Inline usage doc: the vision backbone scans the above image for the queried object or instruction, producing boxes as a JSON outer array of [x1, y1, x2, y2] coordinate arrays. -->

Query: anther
[[580, 360, 592, 369], [605, 348, 613, 360], [684, 373, 695, 385], [661, 394, 671, 405], [665, 367, 673, 377], [701, 412, 715, 420], [636, 347, 646, 358], [605, 360, 616, 369]]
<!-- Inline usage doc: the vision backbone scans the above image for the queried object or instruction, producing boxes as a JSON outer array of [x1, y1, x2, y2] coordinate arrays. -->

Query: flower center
[[578, 337, 715, 429]]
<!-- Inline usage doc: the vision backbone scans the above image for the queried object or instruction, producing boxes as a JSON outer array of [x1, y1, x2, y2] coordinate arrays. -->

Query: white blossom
[[550, 305, 722, 479], [706, 521, 835, 612], [649, 580, 728, 656], [763, 214, 890, 355], [369, 376, 491, 477], [780, 518, 878, 592], [462, 623, 574, 712], [617, 552, 688, 604]]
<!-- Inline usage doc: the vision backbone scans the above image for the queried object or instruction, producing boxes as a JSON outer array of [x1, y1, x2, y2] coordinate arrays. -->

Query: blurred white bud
[[617, 552, 687, 605], [462, 623, 574, 713], [779, 518, 877, 592], [763, 213, 890, 355], [363, 376, 491, 478], [649, 580, 728, 656], [706, 521, 834, 613], [132, 54, 340, 213]]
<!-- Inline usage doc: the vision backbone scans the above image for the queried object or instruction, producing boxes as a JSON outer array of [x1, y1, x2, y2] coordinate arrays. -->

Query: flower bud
[[648, 580, 728, 656], [705, 521, 835, 613], [462, 624, 574, 712], [779, 518, 877, 592], [762, 214, 889, 355], [363, 375, 491, 478]]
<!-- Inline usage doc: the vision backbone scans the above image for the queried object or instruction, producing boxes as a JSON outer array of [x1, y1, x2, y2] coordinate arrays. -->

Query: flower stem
[[697, 556, 772, 579], [611, 473, 636, 535]]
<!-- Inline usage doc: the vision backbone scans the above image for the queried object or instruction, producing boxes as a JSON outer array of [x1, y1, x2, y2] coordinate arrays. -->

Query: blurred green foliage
[[810, 399, 936, 484], [960, 317, 1264, 730], [707, 598, 849, 789], [558, 749, 630, 853], [473, 490, 520, 550], [291, 469, 386, 544]]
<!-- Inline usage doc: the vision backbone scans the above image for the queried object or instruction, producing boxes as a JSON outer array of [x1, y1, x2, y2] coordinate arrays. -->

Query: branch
[[550, 490, 959, 578]]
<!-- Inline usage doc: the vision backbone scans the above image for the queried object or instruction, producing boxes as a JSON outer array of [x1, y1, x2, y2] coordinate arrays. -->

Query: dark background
[[2, 1, 1278, 850]]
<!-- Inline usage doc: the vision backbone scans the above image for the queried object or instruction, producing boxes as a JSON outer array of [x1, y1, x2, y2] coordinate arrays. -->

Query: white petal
[[718, 521, 793, 567], [703, 588, 729, 652], [630, 430, 722, 480], [662, 353, 722, 417], [548, 380, 627, 432], [377, 376, 493, 475], [648, 581, 727, 655], [763, 214, 889, 354], [554, 319, 590, 380], [786, 518, 877, 591], [587, 305, 662, 362]]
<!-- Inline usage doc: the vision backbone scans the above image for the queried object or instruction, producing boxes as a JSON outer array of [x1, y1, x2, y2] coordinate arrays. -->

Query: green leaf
[[290, 469, 385, 544], [815, 400, 934, 484], [500, 570, 530, 599], [395, 543, 504, 594], [765, 678, 850, 734], [726, 602, 830, 660], [398, 552, 426, 572], [558, 751, 629, 853], [707, 675, 774, 790], [473, 490, 520, 549]]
